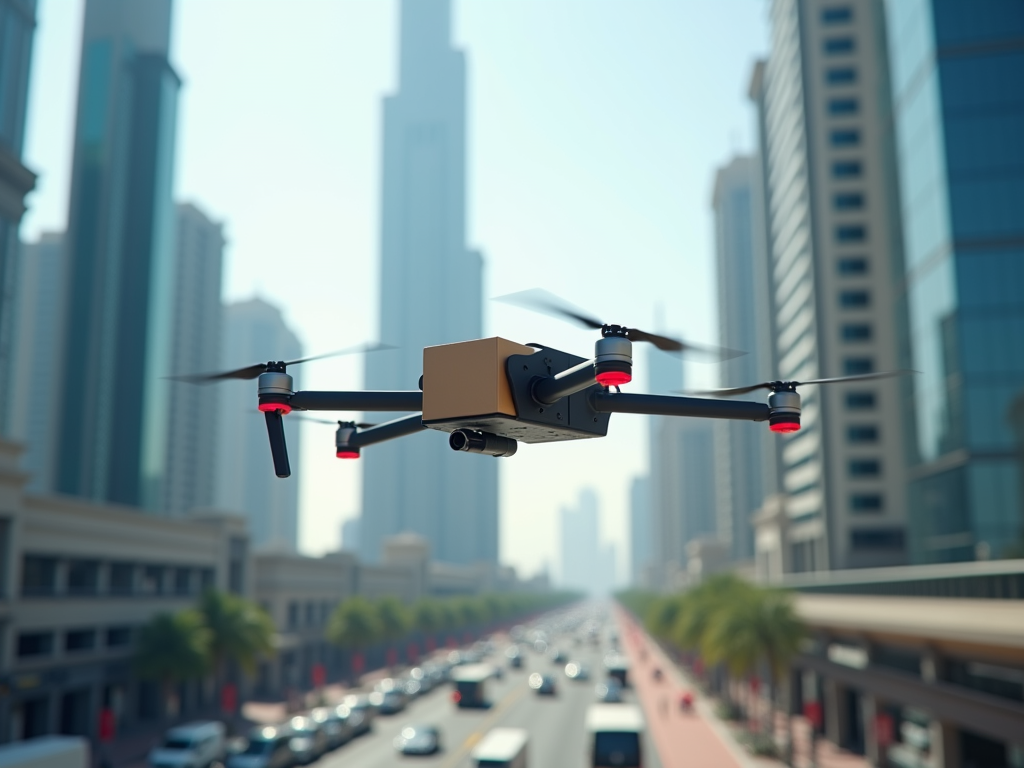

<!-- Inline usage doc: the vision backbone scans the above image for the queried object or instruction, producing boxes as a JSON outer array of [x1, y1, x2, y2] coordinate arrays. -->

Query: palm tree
[[197, 590, 275, 713], [135, 611, 210, 722], [376, 596, 411, 666], [327, 597, 381, 678]]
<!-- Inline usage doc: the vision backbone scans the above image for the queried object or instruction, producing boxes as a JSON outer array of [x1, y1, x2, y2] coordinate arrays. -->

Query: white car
[[148, 721, 225, 768]]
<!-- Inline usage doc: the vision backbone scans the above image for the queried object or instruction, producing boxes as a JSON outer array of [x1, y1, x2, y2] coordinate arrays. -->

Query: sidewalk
[[615, 609, 870, 768]]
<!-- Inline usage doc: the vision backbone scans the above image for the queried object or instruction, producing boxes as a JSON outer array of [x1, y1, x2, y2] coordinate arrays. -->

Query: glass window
[[828, 98, 859, 115], [851, 494, 884, 512], [288, 601, 299, 630], [842, 324, 872, 341], [837, 224, 867, 242], [21, 556, 58, 596], [109, 562, 135, 595], [844, 357, 874, 375], [838, 257, 868, 274], [850, 528, 905, 550], [65, 629, 97, 652], [850, 459, 881, 477], [173, 568, 191, 596], [831, 129, 861, 146], [827, 67, 857, 84], [106, 626, 133, 647], [835, 192, 864, 210], [67, 560, 100, 595], [824, 37, 855, 55], [833, 160, 862, 178], [140, 566, 163, 595], [840, 290, 870, 308], [846, 391, 876, 409], [17, 631, 54, 658], [822, 7, 853, 24], [0, 518, 9, 597], [848, 425, 879, 443]]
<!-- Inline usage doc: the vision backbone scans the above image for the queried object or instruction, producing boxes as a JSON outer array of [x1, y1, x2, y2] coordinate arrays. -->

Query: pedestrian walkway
[[616, 608, 871, 768]]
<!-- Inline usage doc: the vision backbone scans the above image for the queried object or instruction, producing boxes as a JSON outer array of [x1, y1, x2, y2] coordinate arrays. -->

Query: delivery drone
[[174, 289, 910, 478]]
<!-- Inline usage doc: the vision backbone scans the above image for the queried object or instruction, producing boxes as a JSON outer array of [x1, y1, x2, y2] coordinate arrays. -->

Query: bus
[[471, 727, 528, 768], [585, 704, 644, 768], [451, 663, 494, 708]]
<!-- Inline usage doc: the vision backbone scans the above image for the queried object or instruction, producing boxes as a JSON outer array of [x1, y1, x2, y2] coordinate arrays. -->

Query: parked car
[[393, 725, 442, 756], [287, 717, 327, 765], [310, 707, 351, 750], [341, 694, 375, 735], [528, 673, 557, 696], [226, 727, 293, 768], [148, 721, 225, 768]]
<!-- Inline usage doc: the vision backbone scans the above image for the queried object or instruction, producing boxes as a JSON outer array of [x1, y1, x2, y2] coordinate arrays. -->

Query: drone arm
[[289, 390, 423, 412], [264, 411, 291, 477], [589, 391, 770, 422], [532, 359, 597, 405], [349, 413, 425, 448]]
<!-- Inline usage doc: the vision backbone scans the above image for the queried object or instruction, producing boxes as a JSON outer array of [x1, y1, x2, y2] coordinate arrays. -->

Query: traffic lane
[[313, 662, 530, 768]]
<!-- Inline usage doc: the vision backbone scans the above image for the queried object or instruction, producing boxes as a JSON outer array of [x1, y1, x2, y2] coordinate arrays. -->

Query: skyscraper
[[54, 0, 179, 510], [163, 203, 225, 516], [216, 298, 302, 551], [559, 488, 615, 595], [711, 156, 779, 564], [0, 0, 38, 435], [749, 0, 909, 572], [884, 0, 1024, 562], [628, 475, 652, 586], [7, 232, 63, 492], [361, 0, 497, 566]]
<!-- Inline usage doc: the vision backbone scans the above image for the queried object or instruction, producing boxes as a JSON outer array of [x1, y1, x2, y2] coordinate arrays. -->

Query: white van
[[471, 727, 528, 768], [148, 721, 226, 768], [585, 704, 644, 768]]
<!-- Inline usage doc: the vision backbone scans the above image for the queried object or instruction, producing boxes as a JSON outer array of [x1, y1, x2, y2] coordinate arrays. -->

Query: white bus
[[585, 704, 644, 768], [471, 727, 528, 768], [451, 663, 495, 708]]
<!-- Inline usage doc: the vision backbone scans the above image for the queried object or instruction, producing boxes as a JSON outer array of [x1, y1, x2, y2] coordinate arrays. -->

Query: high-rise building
[[54, 0, 179, 510], [216, 298, 302, 551], [7, 232, 63, 493], [748, 0, 909, 572], [0, 0, 38, 435], [711, 156, 780, 564], [628, 475, 652, 586], [361, 0, 497, 566], [884, 0, 1024, 563], [559, 488, 615, 595], [163, 203, 225, 516], [340, 517, 361, 553]]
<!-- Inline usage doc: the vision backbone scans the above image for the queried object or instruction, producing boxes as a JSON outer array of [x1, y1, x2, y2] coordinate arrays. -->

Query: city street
[[307, 642, 661, 768]]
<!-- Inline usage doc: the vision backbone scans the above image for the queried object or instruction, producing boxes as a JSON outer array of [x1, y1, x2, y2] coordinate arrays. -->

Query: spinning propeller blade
[[168, 342, 393, 384], [683, 369, 916, 397]]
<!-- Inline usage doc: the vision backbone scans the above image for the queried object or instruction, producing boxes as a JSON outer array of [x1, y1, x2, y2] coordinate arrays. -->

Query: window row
[[16, 625, 135, 659], [20, 556, 214, 597], [850, 528, 905, 551]]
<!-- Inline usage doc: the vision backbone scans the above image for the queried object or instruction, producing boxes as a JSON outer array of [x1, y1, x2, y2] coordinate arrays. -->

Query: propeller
[[494, 288, 744, 359], [168, 342, 393, 384], [683, 369, 916, 398]]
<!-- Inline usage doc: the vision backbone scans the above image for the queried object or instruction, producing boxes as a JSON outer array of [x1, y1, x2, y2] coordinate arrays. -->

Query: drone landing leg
[[264, 411, 291, 477]]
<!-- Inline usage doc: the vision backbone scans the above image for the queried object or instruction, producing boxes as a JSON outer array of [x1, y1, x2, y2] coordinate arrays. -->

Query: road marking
[[440, 683, 529, 768]]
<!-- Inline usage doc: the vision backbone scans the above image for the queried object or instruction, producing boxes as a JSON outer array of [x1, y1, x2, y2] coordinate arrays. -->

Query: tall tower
[[361, 0, 497, 566], [0, 0, 38, 435], [884, 0, 1024, 563], [54, 0, 179, 510], [163, 203, 224, 516], [216, 298, 302, 551], [749, 0, 908, 572]]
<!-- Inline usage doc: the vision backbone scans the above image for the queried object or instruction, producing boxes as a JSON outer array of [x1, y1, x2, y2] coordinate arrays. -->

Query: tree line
[[618, 575, 804, 760]]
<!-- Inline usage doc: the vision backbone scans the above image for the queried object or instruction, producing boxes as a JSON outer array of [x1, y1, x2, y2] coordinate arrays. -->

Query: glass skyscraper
[[55, 0, 179, 510], [885, 0, 1024, 562]]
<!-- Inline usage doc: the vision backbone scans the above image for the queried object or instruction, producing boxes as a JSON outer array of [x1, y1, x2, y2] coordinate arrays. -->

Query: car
[[148, 721, 226, 768], [595, 681, 624, 703], [226, 727, 293, 768], [393, 725, 442, 756], [528, 673, 557, 696], [550, 649, 568, 664], [342, 694, 376, 735], [287, 716, 327, 764], [565, 662, 590, 681], [371, 689, 407, 715], [310, 706, 352, 750]]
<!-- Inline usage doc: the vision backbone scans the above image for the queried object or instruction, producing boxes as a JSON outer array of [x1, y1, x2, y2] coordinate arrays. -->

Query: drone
[[174, 289, 911, 478]]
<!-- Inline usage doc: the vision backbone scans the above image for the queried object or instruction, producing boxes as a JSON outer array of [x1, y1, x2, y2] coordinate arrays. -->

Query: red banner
[[352, 653, 364, 674], [98, 708, 116, 743], [220, 683, 237, 714], [804, 701, 822, 729], [312, 663, 326, 688], [875, 713, 894, 747]]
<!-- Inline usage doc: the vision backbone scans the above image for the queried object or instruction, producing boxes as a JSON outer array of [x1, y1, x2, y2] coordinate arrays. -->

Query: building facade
[[361, 0, 497, 566], [628, 475, 652, 586], [54, 0, 180, 511], [559, 488, 615, 595], [712, 156, 780, 565], [0, 0, 37, 435], [216, 298, 302, 552], [163, 203, 224, 516], [7, 233, 64, 493], [884, 0, 1024, 563], [749, 0, 909, 573]]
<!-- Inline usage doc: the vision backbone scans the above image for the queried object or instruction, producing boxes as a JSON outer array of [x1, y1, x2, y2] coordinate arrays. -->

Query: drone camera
[[594, 336, 632, 387], [449, 429, 518, 458], [768, 390, 801, 433]]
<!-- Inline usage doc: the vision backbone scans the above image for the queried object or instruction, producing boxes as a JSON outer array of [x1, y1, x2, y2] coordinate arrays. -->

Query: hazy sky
[[22, 0, 768, 582]]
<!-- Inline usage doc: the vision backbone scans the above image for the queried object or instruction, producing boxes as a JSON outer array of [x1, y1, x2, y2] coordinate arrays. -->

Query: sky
[[21, 0, 768, 583]]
